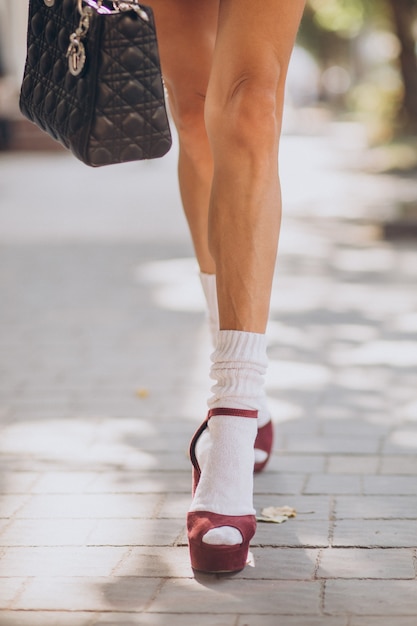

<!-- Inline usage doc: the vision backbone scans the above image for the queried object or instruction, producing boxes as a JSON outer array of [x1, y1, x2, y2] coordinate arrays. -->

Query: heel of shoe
[[189, 538, 251, 573], [191, 466, 199, 497], [187, 511, 256, 574], [254, 420, 274, 473]]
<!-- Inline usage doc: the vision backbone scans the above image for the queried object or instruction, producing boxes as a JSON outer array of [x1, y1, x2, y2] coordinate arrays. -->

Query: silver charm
[[67, 6, 91, 76], [116, 1, 150, 21], [66, 37, 86, 76]]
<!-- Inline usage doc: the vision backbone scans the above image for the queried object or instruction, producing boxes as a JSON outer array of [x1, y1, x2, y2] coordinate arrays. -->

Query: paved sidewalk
[[1, 126, 417, 625]]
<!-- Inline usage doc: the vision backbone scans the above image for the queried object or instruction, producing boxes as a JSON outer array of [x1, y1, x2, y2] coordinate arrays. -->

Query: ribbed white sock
[[199, 272, 270, 435], [189, 330, 268, 546]]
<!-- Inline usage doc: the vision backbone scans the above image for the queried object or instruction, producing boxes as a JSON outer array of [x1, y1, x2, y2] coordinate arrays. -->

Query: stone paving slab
[[0, 518, 96, 546], [317, 548, 416, 579], [267, 453, 327, 473], [238, 618, 348, 626], [350, 619, 417, 626], [0, 612, 97, 626], [110, 546, 321, 580], [253, 520, 331, 548], [149, 579, 322, 615], [326, 455, 380, 474], [324, 580, 417, 615], [12, 494, 161, 519], [332, 519, 417, 548], [0, 547, 128, 577], [87, 519, 184, 546], [363, 475, 417, 495], [380, 455, 417, 474], [14, 577, 163, 612], [334, 495, 417, 519], [94, 615, 237, 626], [304, 474, 362, 495]]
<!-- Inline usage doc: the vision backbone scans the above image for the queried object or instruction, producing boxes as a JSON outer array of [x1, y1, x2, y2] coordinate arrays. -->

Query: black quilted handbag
[[19, 0, 172, 166]]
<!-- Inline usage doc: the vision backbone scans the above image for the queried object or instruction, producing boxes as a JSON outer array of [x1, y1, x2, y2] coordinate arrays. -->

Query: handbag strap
[[81, 0, 149, 19], [62, 0, 150, 76], [42, 0, 149, 19]]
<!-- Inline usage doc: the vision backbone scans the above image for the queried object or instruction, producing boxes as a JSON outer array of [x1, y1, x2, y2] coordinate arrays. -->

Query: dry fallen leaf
[[257, 505, 297, 524], [135, 387, 149, 399]]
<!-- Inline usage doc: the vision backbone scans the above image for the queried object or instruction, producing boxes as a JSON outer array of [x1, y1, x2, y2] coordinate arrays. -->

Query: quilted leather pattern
[[20, 0, 172, 166]]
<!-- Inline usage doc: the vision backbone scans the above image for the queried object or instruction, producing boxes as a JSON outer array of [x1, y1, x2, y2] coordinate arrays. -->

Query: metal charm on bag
[[66, 2, 92, 76], [67, 34, 86, 76]]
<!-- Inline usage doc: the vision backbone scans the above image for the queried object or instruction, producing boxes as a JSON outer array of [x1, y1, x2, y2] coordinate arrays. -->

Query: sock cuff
[[212, 330, 268, 367], [199, 273, 218, 314]]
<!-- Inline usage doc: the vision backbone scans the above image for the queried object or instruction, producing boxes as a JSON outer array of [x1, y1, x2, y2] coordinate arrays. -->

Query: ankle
[[189, 413, 256, 516]]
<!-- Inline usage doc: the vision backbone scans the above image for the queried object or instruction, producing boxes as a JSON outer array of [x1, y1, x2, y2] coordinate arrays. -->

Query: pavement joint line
[[319, 579, 326, 616], [313, 548, 323, 580], [327, 496, 336, 547], [8, 577, 31, 610], [411, 549, 417, 578]]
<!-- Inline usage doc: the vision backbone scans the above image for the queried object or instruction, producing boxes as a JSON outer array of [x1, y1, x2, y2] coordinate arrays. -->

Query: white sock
[[199, 273, 219, 346], [199, 272, 270, 435], [190, 330, 268, 545]]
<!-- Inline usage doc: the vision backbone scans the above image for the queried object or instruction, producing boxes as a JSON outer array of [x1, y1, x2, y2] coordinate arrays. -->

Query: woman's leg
[[206, 0, 306, 333], [148, 0, 218, 274], [149, 0, 304, 332], [189, 0, 306, 557], [149, 0, 305, 570]]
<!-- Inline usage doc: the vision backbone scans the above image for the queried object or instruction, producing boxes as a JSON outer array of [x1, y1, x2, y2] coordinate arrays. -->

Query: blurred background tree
[[298, 0, 417, 142]]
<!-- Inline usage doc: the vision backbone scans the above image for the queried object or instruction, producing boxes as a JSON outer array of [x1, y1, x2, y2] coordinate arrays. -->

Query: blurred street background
[[1, 2, 417, 625]]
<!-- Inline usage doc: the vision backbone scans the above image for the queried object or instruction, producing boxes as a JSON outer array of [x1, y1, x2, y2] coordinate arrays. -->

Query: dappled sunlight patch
[[317, 547, 415, 580], [134, 257, 203, 313], [402, 400, 417, 422], [388, 430, 417, 451], [332, 246, 396, 273], [365, 413, 403, 428], [329, 283, 417, 318], [333, 366, 389, 390], [270, 275, 331, 313], [391, 312, 417, 333], [332, 324, 378, 343], [267, 358, 331, 391], [0, 417, 160, 469], [267, 320, 321, 351], [0, 419, 97, 457], [331, 340, 417, 368], [266, 397, 304, 422], [278, 223, 331, 258], [398, 250, 417, 277], [315, 404, 364, 421]]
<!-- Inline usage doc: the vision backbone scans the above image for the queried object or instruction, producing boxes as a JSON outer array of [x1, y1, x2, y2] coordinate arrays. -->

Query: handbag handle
[[79, 0, 149, 19], [42, 0, 149, 19], [63, 0, 150, 76]]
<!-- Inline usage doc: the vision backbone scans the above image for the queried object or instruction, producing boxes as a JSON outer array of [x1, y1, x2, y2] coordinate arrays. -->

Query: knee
[[205, 70, 282, 155], [167, 86, 209, 158]]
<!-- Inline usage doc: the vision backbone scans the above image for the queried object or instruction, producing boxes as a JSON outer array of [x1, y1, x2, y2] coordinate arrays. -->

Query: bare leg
[[148, 0, 218, 274], [148, 0, 305, 571], [206, 0, 306, 332]]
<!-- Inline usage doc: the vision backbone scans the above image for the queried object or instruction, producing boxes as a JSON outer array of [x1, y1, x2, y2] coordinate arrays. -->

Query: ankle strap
[[208, 408, 258, 419]]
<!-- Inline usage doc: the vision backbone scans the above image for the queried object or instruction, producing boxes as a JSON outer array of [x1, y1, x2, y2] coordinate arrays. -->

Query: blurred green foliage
[[309, 0, 366, 36], [300, 0, 417, 141]]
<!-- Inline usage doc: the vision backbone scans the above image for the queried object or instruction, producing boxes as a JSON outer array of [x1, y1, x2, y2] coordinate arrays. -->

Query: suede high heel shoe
[[254, 419, 274, 473], [187, 407, 257, 574]]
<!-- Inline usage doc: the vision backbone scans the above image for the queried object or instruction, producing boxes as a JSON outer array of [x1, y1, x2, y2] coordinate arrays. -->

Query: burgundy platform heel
[[254, 420, 274, 473], [187, 407, 257, 574]]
